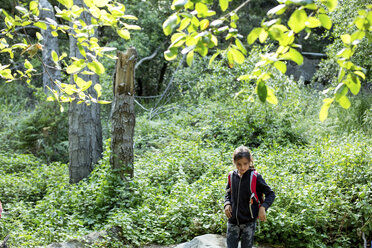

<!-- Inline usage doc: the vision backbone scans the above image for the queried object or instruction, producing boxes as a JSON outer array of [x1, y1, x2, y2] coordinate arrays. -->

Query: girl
[[224, 146, 275, 248]]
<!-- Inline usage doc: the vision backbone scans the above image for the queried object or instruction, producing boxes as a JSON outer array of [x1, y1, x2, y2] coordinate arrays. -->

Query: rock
[[174, 234, 226, 248]]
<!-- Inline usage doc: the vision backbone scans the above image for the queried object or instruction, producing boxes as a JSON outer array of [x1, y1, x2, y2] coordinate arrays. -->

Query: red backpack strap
[[228, 171, 233, 190], [250, 170, 258, 202]]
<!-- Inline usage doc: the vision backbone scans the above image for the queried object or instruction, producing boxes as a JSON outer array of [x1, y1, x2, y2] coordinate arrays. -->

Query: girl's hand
[[224, 205, 232, 219], [258, 206, 266, 222]]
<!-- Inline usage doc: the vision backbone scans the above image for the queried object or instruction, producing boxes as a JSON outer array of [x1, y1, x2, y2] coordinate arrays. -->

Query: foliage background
[[0, 0, 371, 247]]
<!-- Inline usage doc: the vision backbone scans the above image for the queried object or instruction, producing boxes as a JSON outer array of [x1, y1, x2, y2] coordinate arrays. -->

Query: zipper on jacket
[[236, 175, 242, 225], [249, 193, 254, 219]]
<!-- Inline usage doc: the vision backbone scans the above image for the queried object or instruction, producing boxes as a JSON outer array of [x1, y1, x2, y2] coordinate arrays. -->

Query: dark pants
[[226, 221, 256, 248]]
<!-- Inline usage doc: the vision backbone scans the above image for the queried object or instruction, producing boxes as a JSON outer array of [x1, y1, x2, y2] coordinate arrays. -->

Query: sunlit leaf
[[219, 0, 229, 11], [325, 0, 338, 12], [87, 61, 105, 75], [235, 38, 247, 55], [94, 83, 102, 98], [94, 0, 109, 8], [266, 87, 278, 104], [34, 22, 47, 30], [319, 98, 334, 122], [353, 70, 365, 80], [51, 50, 59, 63], [318, 14, 332, 29], [24, 59, 33, 70], [186, 50, 194, 67], [274, 61, 287, 73], [200, 19, 209, 30], [75, 77, 91, 91], [118, 29, 130, 40], [195, 3, 208, 18], [66, 59, 86, 74], [288, 9, 307, 33], [230, 48, 245, 64], [163, 15, 178, 36], [306, 17, 321, 28], [208, 51, 220, 67], [341, 34, 351, 44], [164, 48, 178, 61], [337, 95, 351, 109], [57, 0, 73, 9], [281, 48, 303, 65]]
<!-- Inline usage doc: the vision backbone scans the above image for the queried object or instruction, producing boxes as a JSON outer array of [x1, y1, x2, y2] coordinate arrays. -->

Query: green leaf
[[319, 98, 334, 122], [29, 1, 39, 15], [288, 9, 307, 33], [94, 0, 109, 8], [344, 74, 361, 95], [219, 0, 229, 11], [51, 50, 59, 63], [34, 22, 47, 30], [337, 95, 351, 109], [75, 77, 92, 91], [195, 3, 208, 18], [257, 81, 267, 102], [247, 28, 262, 44], [97, 100, 111, 104], [266, 87, 278, 104], [178, 17, 191, 31], [36, 32, 43, 41], [235, 38, 247, 55], [118, 29, 130, 40], [274, 61, 287, 73], [259, 30, 268, 43], [186, 50, 194, 66], [281, 48, 303, 65], [353, 70, 365, 80], [200, 19, 209, 30], [325, 0, 338, 12], [94, 83, 102, 98], [83, 0, 94, 7], [318, 14, 332, 29], [66, 59, 86, 74], [172, 0, 188, 10], [306, 17, 321, 28], [87, 61, 105, 75], [227, 49, 234, 68], [230, 48, 245, 64], [170, 33, 186, 48], [24, 59, 33, 70], [163, 15, 178, 36], [57, 0, 73, 9], [208, 51, 220, 67], [341, 34, 351, 44], [164, 48, 178, 61]]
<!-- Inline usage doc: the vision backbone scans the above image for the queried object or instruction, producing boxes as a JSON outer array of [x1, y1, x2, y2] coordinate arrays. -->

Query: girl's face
[[235, 157, 250, 176]]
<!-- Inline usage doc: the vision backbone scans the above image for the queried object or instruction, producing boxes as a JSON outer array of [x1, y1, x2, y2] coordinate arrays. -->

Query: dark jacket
[[224, 169, 275, 225]]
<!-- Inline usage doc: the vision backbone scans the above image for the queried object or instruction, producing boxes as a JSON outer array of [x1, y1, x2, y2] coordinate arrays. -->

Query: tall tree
[[68, 0, 103, 184], [39, 0, 60, 93]]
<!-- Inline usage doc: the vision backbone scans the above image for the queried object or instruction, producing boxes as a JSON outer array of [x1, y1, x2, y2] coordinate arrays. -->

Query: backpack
[[228, 169, 264, 207]]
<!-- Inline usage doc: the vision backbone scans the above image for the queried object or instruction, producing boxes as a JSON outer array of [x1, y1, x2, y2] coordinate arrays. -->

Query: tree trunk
[[111, 48, 137, 179], [39, 0, 60, 93], [68, 0, 102, 184]]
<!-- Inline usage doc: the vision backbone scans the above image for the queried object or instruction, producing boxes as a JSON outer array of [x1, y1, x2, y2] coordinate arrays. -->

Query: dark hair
[[233, 146, 254, 168]]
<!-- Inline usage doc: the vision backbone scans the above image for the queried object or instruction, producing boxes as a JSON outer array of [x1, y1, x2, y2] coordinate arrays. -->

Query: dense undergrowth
[[0, 51, 371, 247]]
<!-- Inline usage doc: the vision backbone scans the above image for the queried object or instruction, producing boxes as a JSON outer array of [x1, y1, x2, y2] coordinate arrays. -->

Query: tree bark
[[111, 48, 137, 179], [68, 0, 102, 184], [39, 0, 60, 93]]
